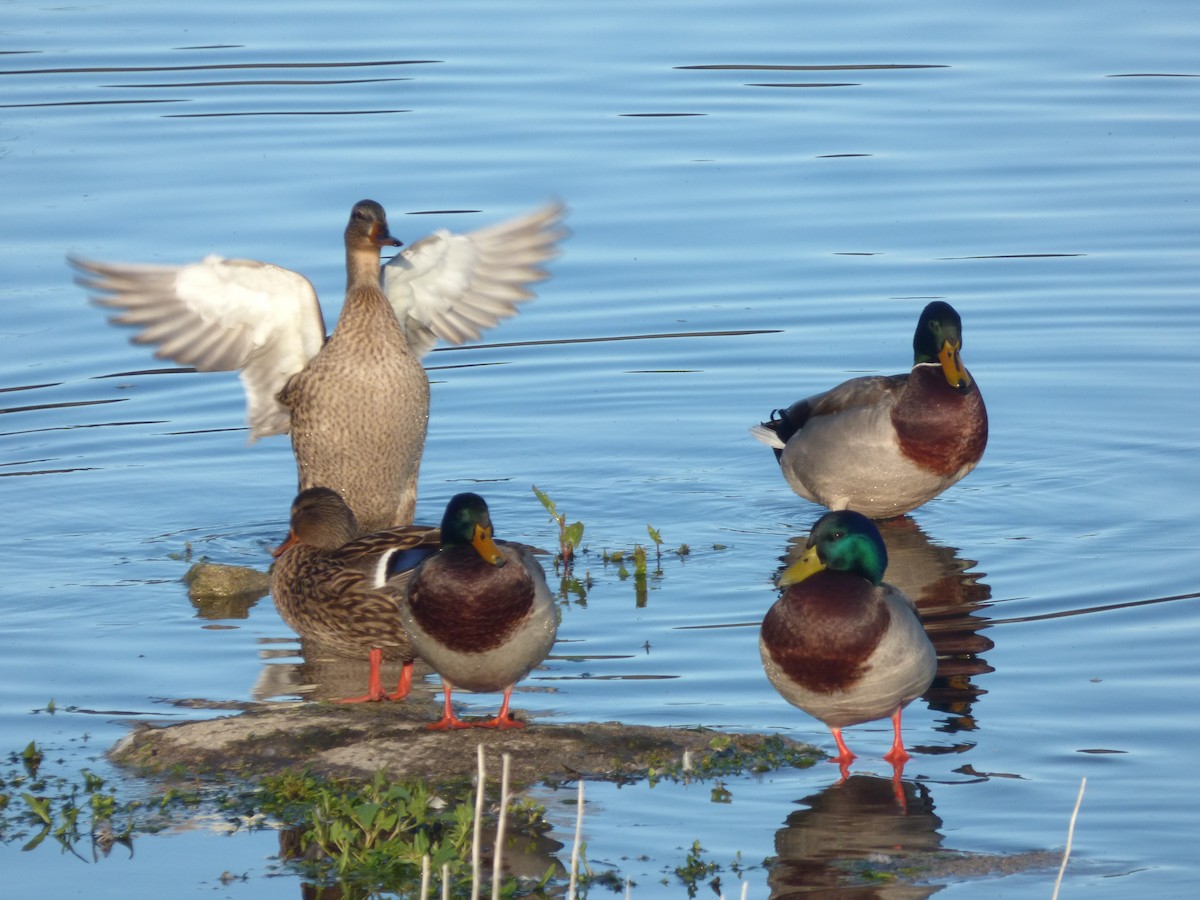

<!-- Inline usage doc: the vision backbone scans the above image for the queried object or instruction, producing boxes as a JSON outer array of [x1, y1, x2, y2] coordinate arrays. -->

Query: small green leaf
[[21, 824, 50, 852], [531, 485, 556, 516], [21, 741, 43, 777], [352, 802, 380, 830], [564, 521, 585, 548], [22, 792, 52, 825]]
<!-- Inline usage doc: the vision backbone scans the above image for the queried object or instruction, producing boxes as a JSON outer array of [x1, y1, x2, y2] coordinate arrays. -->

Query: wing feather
[[382, 202, 567, 357], [71, 254, 326, 440]]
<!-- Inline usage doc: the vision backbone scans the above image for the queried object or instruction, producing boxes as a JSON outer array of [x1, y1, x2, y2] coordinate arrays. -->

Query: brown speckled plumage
[[270, 487, 439, 702], [74, 201, 566, 535], [280, 201, 429, 532]]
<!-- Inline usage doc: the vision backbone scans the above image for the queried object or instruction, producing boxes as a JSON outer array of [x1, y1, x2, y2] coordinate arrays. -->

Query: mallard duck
[[400, 493, 557, 730], [760, 510, 936, 769], [270, 487, 439, 703], [750, 301, 987, 519], [72, 201, 567, 532]]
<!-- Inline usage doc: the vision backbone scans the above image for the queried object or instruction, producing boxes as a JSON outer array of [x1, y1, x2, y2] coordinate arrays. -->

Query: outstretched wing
[[72, 254, 327, 440], [382, 202, 568, 357]]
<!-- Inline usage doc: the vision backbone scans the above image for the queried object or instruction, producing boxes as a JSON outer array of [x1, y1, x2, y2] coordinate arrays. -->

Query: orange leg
[[337, 647, 388, 704], [882, 707, 911, 765], [890, 762, 910, 813], [385, 661, 413, 702], [829, 726, 856, 765], [426, 681, 473, 731], [884, 708, 913, 812], [476, 687, 525, 729]]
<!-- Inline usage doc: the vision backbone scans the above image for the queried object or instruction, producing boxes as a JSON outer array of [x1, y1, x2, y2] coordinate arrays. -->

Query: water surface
[[2, 0, 1199, 896]]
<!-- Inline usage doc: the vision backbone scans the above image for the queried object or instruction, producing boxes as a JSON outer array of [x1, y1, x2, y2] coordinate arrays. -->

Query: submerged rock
[[109, 696, 818, 788], [184, 562, 271, 619]]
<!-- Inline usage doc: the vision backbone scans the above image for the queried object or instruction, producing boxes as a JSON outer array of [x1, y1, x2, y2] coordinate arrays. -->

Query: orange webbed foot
[[335, 647, 391, 703], [475, 714, 526, 729], [426, 715, 475, 731]]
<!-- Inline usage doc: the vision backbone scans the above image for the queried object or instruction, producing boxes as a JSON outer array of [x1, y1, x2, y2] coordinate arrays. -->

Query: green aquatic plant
[[2, 742, 139, 858], [633, 544, 648, 577], [647, 524, 663, 560], [532, 485, 584, 564], [644, 734, 817, 787], [21, 739, 43, 776], [665, 841, 755, 900], [532, 485, 591, 605], [673, 840, 722, 898], [247, 767, 556, 897], [603, 524, 690, 607]]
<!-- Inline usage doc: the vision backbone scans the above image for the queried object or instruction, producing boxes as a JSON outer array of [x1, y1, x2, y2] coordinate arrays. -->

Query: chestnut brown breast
[[761, 572, 890, 693], [406, 547, 536, 654]]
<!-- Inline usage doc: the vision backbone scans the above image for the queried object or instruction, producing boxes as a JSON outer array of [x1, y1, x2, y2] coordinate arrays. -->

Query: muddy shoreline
[[109, 692, 816, 788]]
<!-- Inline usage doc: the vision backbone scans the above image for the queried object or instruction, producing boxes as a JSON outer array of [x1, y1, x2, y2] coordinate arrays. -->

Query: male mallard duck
[[750, 301, 987, 519], [760, 510, 936, 769], [72, 201, 566, 532], [400, 493, 557, 730], [270, 487, 439, 703]]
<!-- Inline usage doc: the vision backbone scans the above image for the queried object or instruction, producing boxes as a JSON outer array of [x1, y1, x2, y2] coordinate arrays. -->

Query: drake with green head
[[760, 510, 936, 772], [751, 301, 987, 518], [270, 487, 439, 703], [401, 493, 557, 730]]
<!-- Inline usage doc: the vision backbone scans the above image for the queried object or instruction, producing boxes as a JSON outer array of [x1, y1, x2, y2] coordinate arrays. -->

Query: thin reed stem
[[472, 744, 485, 900], [568, 779, 584, 900], [492, 753, 511, 900], [1051, 777, 1086, 900]]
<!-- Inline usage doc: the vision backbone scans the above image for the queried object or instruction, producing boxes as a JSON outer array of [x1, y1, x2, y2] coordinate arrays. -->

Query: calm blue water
[[2, 0, 1199, 896]]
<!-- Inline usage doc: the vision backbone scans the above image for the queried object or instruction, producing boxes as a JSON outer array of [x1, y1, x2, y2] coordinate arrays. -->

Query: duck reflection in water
[[768, 774, 942, 899]]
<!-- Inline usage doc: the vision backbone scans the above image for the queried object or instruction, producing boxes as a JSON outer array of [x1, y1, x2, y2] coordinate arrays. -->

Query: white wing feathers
[[72, 202, 566, 441], [383, 201, 567, 357], [71, 255, 326, 441]]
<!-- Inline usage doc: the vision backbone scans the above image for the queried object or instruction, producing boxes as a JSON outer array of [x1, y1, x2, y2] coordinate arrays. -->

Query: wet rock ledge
[[109, 695, 818, 788]]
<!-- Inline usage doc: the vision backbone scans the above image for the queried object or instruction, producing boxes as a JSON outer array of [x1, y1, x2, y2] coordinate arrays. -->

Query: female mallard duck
[[72, 201, 566, 532], [270, 487, 439, 703], [750, 301, 987, 519], [760, 510, 936, 769], [400, 493, 557, 730]]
